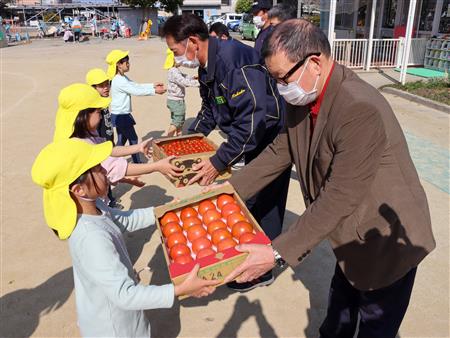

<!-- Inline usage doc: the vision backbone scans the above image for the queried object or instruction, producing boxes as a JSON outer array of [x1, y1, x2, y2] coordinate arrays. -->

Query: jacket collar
[[307, 61, 344, 196]]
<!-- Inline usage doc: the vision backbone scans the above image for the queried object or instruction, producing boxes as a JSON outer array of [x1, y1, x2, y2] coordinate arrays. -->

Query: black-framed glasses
[[278, 52, 321, 85]]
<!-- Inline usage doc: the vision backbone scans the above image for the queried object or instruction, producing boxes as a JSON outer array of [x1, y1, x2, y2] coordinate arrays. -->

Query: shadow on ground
[[125, 185, 172, 265], [0, 268, 74, 338]]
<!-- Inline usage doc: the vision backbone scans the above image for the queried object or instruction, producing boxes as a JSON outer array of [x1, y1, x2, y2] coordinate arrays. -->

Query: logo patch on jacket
[[215, 96, 227, 105], [231, 89, 246, 99]]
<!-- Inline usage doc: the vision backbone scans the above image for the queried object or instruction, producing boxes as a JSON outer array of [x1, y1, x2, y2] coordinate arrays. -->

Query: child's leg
[[172, 100, 186, 136], [122, 126, 141, 163], [116, 126, 128, 146], [166, 124, 177, 137]]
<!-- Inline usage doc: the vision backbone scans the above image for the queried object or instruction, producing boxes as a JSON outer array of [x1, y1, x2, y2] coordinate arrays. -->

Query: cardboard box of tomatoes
[[154, 185, 271, 298], [152, 134, 231, 187]]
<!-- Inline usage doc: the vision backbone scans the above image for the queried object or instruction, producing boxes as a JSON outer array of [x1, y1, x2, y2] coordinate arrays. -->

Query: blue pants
[[116, 125, 141, 164], [319, 264, 417, 338]]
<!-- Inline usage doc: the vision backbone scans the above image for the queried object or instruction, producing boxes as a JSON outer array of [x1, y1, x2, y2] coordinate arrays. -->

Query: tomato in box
[[217, 238, 237, 252], [187, 225, 207, 242], [160, 212, 179, 226], [217, 194, 235, 209], [202, 209, 222, 225], [180, 207, 198, 221], [170, 243, 191, 259], [167, 232, 187, 248], [231, 221, 253, 239], [207, 220, 227, 235], [239, 232, 256, 244], [162, 222, 183, 238], [196, 247, 216, 259], [174, 255, 193, 265], [160, 138, 215, 156], [192, 237, 212, 254], [227, 212, 247, 228], [221, 203, 241, 218], [182, 217, 202, 231], [198, 200, 216, 215], [211, 228, 232, 246]]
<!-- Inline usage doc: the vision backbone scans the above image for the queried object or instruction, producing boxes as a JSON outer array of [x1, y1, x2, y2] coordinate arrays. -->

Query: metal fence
[[332, 38, 428, 69]]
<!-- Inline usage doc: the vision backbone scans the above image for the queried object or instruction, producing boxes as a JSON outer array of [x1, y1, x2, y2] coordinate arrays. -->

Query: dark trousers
[[116, 125, 141, 164], [245, 166, 290, 240], [244, 126, 291, 240], [319, 264, 417, 338]]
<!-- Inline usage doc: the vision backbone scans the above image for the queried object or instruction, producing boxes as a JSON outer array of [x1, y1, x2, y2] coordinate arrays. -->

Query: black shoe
[[226, 270, 274, 292]]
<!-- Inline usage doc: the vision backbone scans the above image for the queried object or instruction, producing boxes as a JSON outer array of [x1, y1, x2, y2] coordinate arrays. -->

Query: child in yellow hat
[[86, 68, 114, 143], [31, 138, 218, 337], [106, 50, 166, 163], [164, 49, 199, 136], [54, 83, 183, 196]]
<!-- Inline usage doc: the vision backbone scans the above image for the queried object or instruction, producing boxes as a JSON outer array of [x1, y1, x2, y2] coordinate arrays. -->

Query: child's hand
[[139, 138, 153, 159], [155, 156, 184, 179], [155, 83, 166, 95], [174, 264, 220, 298], [119, 176, 146, 187]]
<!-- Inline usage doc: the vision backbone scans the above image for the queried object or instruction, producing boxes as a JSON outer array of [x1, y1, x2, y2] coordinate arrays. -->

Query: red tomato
[[170, 243, 190, 259], [180, 207, 198, 221], [187, 224, 207, 242], [162, 222, 182, 238], [221, 203, 241, 218], [227, 212, 247, 228], [198, 200, 216, 215], [196, 248, 216, 259], [166, 232, 187, 248], [191, 237, 212, 254], [160, 212, 179, 226], [174, 254, 193, 265], [217, 194, 235, 209], [182, 217, 202, 231], [211, 228, 232, 246], [217, 238, 237, 252], [202, 209, 222, 225], [239, 232, 256, 244], [207, 220, 227, 235], [231, 221, 253, 239]]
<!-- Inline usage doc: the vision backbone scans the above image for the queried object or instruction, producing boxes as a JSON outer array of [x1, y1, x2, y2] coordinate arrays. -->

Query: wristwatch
[[272, 248, 286, 268]]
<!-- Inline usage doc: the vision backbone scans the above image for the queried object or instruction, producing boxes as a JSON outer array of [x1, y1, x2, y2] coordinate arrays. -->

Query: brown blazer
[[229, 63, 435, 290]]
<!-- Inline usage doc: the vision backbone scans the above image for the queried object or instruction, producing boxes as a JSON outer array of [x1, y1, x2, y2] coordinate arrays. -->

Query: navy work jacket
[[188, 37, 285, 171]]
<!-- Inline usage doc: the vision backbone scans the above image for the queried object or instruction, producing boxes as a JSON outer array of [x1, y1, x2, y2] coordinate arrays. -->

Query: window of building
[[221, 0, 231, 5], [439, 0, 450, 33], [357, 0, 368, 27], [382, 0, 397, 28], [418, 0, 436, 31], [335, 0, 355, 29]]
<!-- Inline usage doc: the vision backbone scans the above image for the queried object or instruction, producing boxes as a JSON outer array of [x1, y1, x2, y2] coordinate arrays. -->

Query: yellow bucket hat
[[53, 83, 111, 142], [105, 49, 129, 79], [164, 48, 175, 70], [86, 68, 110, 86], [31, 138, 113, 240]]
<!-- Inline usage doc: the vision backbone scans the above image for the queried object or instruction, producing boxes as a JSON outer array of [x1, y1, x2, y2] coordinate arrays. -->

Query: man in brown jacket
[[224, 19, 436, 337]]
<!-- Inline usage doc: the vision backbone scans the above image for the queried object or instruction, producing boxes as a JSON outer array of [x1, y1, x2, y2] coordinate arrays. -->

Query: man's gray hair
[[268, 4, 296, 22], [262, 19, 331, 63]]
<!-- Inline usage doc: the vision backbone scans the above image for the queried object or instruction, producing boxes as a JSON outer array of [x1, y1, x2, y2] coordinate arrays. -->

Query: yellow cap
[[31, 138, 113, 240], [86, 68, 110, 86], [164, 48, 175, 70], [53, 83, 111, 142], [105, 49, 129, 79]]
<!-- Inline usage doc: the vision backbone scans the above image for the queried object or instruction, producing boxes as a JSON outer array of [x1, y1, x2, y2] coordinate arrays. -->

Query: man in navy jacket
[[162, 14, 291, 291]]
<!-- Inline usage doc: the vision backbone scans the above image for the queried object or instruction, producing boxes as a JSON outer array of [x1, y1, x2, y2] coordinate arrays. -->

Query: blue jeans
[[116, 125, 141, 163]]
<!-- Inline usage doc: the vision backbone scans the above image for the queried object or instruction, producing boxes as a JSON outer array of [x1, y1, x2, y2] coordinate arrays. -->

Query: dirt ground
[[1, 37, 449, 338]]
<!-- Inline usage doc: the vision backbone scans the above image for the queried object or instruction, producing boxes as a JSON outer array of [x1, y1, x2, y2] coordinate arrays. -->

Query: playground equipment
[[138, 18, 152, 40]]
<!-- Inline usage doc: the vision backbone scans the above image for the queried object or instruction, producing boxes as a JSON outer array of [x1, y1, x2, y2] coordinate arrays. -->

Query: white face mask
[[276, 59, 319, 106], [174, 39, 200, 69], [253, 15, 265, 29]]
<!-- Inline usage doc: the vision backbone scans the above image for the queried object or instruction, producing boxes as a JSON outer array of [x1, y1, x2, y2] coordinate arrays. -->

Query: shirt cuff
[[160, 284, 175, 308], [209, 154, 227, 172]]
